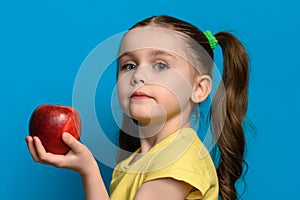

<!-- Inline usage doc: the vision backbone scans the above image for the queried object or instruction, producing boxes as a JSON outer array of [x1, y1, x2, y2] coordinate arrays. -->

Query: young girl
[[26, 15, 249, 200]]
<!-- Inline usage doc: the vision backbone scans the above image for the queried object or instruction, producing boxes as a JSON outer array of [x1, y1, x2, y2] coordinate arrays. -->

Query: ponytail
[[212, 32, 249, 200]]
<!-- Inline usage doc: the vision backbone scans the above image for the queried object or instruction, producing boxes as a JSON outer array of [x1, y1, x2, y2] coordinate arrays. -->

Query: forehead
[[119, 49, 177, 60], [119, 27, 188, 60]]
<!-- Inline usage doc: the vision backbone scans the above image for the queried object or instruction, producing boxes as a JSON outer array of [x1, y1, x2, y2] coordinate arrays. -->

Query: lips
[[130, 91, 153, 100]]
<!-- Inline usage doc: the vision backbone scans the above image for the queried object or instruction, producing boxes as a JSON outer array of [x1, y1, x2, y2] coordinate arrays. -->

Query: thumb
[[62, 132, 82, 153]]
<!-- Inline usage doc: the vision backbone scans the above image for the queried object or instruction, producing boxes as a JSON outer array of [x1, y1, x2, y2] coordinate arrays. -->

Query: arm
[[134, 178, 193, 200], [26, 132, 109, 200], [80, 168, 109, 200]]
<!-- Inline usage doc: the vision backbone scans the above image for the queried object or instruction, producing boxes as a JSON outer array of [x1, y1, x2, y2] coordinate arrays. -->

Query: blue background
[[1, 0, 299, 199]]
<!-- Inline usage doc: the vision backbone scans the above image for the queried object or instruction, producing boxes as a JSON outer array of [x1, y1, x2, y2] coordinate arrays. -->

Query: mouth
[[130, 91, 153, 100]]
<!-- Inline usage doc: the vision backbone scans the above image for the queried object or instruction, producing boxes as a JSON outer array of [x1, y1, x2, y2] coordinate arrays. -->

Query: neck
[[138, 114, 190, 153]]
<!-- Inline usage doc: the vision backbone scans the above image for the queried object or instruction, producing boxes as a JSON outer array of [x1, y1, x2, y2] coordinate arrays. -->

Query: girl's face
[[117, 27, 207, 126], [117, 48, 195, 125]]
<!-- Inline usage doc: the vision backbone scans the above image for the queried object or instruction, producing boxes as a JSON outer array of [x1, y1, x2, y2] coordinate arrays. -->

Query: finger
[[33, 136, 51, 164], [33, 136, 47, 155], [62, 132, 83, 153], [25, 136, 41, 162], [33, 136, 67, 167]]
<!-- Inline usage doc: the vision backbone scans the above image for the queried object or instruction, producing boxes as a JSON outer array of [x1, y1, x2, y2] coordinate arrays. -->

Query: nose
[[131, 66, 146, 85], [132, 78, 145, 85]]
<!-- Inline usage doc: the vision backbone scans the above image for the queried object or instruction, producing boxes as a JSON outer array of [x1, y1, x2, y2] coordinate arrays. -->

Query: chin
[[129, 103, 168, 123], [129, 113, 151, 124]]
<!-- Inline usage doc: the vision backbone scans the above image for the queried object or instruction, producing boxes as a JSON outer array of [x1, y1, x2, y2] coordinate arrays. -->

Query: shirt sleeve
[[144, 142, 217, 199]]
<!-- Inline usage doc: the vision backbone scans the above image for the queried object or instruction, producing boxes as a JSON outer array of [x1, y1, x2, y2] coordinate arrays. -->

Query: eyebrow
[[151, 50, 176, 58], [119, 50, 177, 59]]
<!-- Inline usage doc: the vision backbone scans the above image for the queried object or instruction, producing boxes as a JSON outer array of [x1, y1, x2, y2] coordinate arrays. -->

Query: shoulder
[[146, 128, 214, 173], [144, 128, 218, 198]]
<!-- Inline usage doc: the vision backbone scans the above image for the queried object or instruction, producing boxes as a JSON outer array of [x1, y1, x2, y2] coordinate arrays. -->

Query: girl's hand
[[25, 132, 98, 176], [26, 133, 110, 199]]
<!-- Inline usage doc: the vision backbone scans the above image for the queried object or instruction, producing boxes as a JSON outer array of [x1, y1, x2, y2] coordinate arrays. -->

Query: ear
[[191, 75, 212, 103]]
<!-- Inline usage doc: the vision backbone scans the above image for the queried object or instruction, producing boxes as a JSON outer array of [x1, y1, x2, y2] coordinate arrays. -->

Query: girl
[[26, 15, 249, 200]]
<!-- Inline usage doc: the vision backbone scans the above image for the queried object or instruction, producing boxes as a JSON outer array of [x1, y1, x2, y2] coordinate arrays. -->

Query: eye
[[121, 64, 137, 71], [153, 63, 169, 71]]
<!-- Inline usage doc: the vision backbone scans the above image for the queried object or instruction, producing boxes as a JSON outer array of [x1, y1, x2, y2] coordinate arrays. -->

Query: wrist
[[79, 159, 100, 177], [80, 162, 109, 200]]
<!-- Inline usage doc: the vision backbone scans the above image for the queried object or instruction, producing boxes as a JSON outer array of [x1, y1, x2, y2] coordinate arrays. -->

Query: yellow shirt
[[110, 128, 219, 200]]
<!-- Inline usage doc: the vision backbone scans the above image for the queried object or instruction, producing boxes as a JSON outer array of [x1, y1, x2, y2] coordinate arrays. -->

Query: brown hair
[[118, 15, 249, 200]]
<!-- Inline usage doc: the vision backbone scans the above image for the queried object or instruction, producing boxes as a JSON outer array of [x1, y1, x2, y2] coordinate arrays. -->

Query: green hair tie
[[203, 30, 218, 50]]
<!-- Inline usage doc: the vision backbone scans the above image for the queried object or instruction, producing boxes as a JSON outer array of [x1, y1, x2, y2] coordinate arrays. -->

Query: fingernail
[[62, 132, 69, 140]]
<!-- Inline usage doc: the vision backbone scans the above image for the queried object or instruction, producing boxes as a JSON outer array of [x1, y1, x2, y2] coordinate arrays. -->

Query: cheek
[[117, 85, 127, 108], [151, 86, 181, 112], [117, 79, 128, 109], [117, 74, 131, 109], [152, 71, 193, 106]]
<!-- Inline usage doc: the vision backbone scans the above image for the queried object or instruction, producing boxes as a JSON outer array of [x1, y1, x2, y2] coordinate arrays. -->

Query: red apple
[[29, 104, 81, 155]]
